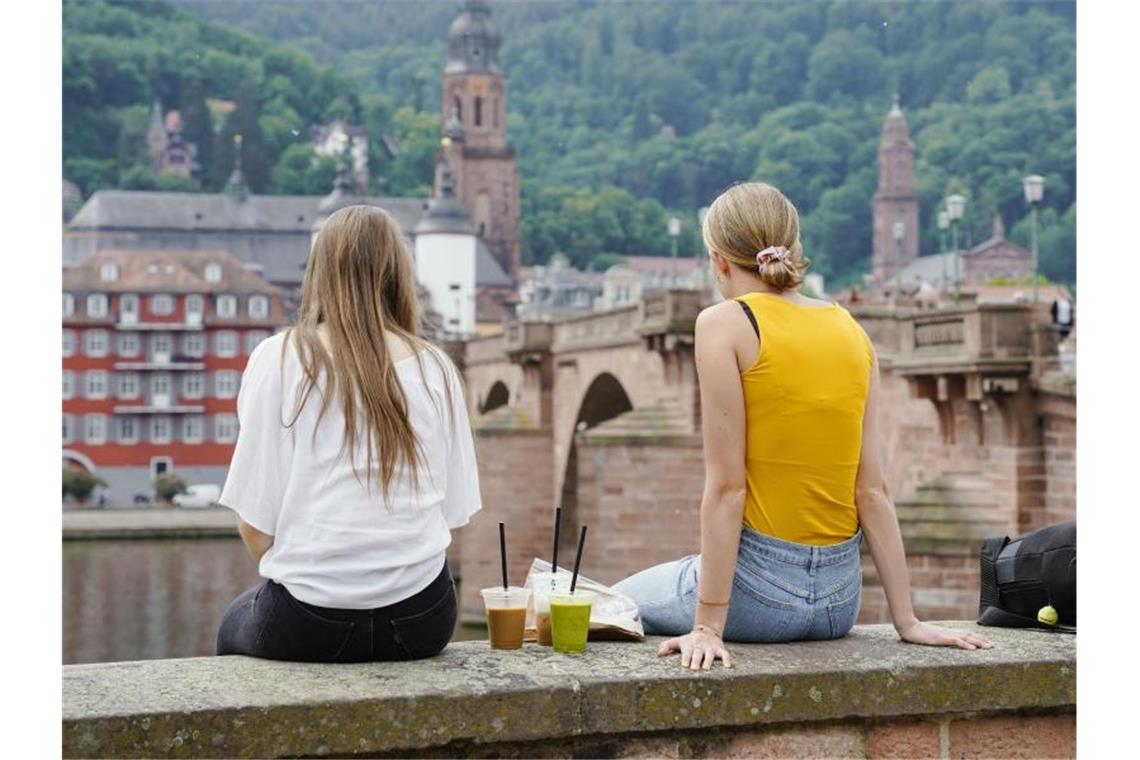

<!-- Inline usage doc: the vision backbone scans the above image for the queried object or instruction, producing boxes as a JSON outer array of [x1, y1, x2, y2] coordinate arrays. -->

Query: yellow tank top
[[735, 292, 874, 546]]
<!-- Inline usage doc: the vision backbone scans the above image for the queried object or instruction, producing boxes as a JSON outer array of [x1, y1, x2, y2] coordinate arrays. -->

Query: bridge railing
[[464, 333, 510, 366], [551, 303, 641, 352]]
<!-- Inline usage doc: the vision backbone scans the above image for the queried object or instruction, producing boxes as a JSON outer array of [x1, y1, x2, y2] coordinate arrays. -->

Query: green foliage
[[67, 0, 1076, 286], [153, 472, 188, 501], [62, 468, 107, 502]]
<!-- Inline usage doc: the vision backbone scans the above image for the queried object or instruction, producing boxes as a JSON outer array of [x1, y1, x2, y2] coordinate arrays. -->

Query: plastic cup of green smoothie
[[549, 590, 594, 654]]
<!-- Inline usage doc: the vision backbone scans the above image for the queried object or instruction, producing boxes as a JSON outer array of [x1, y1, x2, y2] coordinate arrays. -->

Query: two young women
[[216, 183, 992, 666]]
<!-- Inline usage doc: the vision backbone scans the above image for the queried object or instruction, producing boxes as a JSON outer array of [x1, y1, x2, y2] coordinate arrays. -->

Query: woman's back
[[220, 332, 479, 610], [736, 291, 873, 545]]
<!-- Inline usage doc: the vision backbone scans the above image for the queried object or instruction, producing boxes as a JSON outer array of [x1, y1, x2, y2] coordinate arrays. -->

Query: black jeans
[[216, 563, 457, 662]]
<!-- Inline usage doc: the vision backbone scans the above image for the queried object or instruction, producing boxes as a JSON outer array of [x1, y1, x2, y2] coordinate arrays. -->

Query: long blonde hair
[[286, 204, 454, 497], [702, 182, 811, 291]]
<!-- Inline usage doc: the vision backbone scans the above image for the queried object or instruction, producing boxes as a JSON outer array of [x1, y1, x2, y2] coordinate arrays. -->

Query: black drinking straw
[[551, 507, 562, 574], [498, 521, 508, 590], [569, 525, 588, 594]]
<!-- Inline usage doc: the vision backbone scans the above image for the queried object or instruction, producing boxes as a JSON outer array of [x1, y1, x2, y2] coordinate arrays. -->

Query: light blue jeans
[[612, 525, 864, 642]]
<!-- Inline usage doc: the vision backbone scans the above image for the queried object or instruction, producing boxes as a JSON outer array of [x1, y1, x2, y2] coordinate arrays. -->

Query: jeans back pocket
[[390, 581, 457, 660], [256, 582, 356, 662]]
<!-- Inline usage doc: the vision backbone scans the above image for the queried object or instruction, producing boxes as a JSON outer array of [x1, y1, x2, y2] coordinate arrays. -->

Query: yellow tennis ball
[[1037, 605, 1059, 625]]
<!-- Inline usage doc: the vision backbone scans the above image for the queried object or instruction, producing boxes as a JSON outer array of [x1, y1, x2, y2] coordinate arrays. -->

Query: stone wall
[[574, 435, 704, 586], [62, 623, 1075, 759], [459, 428, 555, 620]]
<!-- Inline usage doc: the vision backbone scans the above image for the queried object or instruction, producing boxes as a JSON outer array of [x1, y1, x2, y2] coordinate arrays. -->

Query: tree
[[63, 468, 107, 506], [153, 473, 188, 506]]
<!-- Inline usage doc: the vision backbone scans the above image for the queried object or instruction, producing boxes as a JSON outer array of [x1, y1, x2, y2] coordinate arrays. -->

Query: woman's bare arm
[[236, 518, 274, 562], [856, 348, 993, 649], [658, 302, 748, 669]]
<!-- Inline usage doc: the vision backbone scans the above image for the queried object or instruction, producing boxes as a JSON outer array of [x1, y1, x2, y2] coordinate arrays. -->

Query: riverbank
[[64, 622, 1074, 758], [62, 508, 237, 540]]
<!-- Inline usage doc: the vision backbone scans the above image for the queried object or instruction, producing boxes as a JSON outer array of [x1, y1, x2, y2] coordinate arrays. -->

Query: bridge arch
[[558, 372, 634, 553], [479, 380, 510, 414]]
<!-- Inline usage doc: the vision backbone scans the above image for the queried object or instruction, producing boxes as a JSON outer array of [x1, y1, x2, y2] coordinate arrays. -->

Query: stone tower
[[438, 0, 520, 280], [872, 95, 920, 283]]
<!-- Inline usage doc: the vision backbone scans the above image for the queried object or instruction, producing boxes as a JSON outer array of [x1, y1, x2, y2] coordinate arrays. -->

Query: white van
[[173, 484, 222, 509]]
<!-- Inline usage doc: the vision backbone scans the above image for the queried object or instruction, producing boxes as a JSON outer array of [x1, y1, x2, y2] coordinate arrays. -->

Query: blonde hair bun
[[702, 182, 811, 291]]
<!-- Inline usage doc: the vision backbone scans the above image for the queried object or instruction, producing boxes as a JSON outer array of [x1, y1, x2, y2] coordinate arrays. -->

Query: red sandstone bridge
[[449, 292, 1075, 624]]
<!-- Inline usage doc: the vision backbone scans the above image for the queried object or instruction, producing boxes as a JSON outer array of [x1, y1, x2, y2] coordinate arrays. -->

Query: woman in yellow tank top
[[613, 182, 993, 669]]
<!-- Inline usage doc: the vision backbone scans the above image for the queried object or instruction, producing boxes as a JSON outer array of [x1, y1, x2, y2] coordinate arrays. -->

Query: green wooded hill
[[65, 0, 1076, 287]]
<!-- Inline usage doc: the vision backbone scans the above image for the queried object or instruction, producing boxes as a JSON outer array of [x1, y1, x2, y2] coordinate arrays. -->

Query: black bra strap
[[736, 299, 760, 338]]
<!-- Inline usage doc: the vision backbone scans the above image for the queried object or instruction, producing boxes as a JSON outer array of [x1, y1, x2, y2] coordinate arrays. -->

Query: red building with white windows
[[62, 249, 288, 504]]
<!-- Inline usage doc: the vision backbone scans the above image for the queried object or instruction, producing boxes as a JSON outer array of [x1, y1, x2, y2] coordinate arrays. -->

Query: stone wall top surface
[[64, 622, 1074, 758]]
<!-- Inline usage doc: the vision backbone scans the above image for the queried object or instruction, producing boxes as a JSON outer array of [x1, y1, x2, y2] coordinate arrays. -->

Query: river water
[[63, 538, 482, 664]]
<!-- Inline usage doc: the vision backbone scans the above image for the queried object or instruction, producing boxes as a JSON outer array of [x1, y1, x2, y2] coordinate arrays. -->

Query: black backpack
[[977, 520, 1075, 633]]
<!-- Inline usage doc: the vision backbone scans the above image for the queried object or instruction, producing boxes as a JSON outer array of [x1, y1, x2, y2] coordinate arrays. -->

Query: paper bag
[[522, 558, 644, 641]]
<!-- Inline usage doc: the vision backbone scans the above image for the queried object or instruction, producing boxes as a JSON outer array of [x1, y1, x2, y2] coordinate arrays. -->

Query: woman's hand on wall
[[657, 628, 732, 670], [897, 620, 994, 650]]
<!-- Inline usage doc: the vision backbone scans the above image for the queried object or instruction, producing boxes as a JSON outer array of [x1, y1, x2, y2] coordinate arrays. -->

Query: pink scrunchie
[[756, 246, 790, 267]]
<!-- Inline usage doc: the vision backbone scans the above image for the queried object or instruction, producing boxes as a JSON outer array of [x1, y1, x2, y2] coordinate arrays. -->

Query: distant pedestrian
[[216, 205, 481, 663], [613, 182, 993, 670]]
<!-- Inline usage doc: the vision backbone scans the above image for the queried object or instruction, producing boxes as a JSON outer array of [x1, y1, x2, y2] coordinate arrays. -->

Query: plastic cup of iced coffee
[[549, 589, 594, 654], [531, 572, 570, 646], [481, 587, 531, 650]]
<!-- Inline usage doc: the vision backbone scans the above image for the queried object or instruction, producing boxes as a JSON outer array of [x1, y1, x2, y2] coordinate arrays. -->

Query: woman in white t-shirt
[[216, 204, 482, 662]]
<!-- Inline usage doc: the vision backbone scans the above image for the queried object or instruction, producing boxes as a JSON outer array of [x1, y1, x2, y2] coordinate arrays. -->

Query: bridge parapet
[[637, 289, 705, 352], [550, 304, 641, 353], [464, 332, 509, 366]]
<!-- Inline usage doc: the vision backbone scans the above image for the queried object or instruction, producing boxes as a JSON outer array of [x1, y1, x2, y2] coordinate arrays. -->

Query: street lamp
[[667, 216, 682, 286], [892, 221, 906, 303], [1023, 174, 1045, 303], [945, 194, 967, 305], [937, 210, 950, 292]]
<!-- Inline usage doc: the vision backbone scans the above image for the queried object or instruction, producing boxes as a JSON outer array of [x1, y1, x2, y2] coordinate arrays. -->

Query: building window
[[214, 370, 240, 399], [214, 331, 238, 357], [117, 373, 140, 399], [182, 372, 205, 399], [119, 293, 139, 322], [150, 294, 174, 316], [248, 295, 269, 319], [84, 370, 108, 399], [100, 262, 119, 282], [205, 263, 222, 283], [182, 333, 205, 357], [453, 96, 462, 121], [214, 413, 238, 443], [475, 96, 483, 127], [245, 330, 270, 354], [87, 293, 109, 319], [117, 416, 139, 445], [63, 330, 76, 357], [63, 293, 75, 318], [185, 294, 204, 323], [117, 332, 141, 357], [216, 294, 237, 319], [151, 373, 172, 399], [63, 415, 75, 444], [182, 416, 205, 445], [63, 371, 76, 400], [85, 330, 109, 357], [150, 416, 172, 444], [150, 333, 173, 361], [84, 414, 107, 445]]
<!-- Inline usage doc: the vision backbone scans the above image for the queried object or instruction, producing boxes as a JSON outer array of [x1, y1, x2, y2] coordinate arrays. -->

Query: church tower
[[872, 95, 919, 283], [438, 0, 520, 280]]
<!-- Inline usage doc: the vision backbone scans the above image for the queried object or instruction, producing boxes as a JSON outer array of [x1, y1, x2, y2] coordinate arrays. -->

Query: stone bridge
[[449, 292, 1076, 625]]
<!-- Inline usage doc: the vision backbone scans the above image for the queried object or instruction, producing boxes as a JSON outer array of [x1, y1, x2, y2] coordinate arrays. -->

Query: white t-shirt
[[219, 332, 482, 609]]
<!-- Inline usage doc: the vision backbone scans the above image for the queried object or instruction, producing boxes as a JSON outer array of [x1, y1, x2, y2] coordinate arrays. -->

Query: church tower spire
[[438, 0, 519, 279], [872, 94, 919, 283]]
